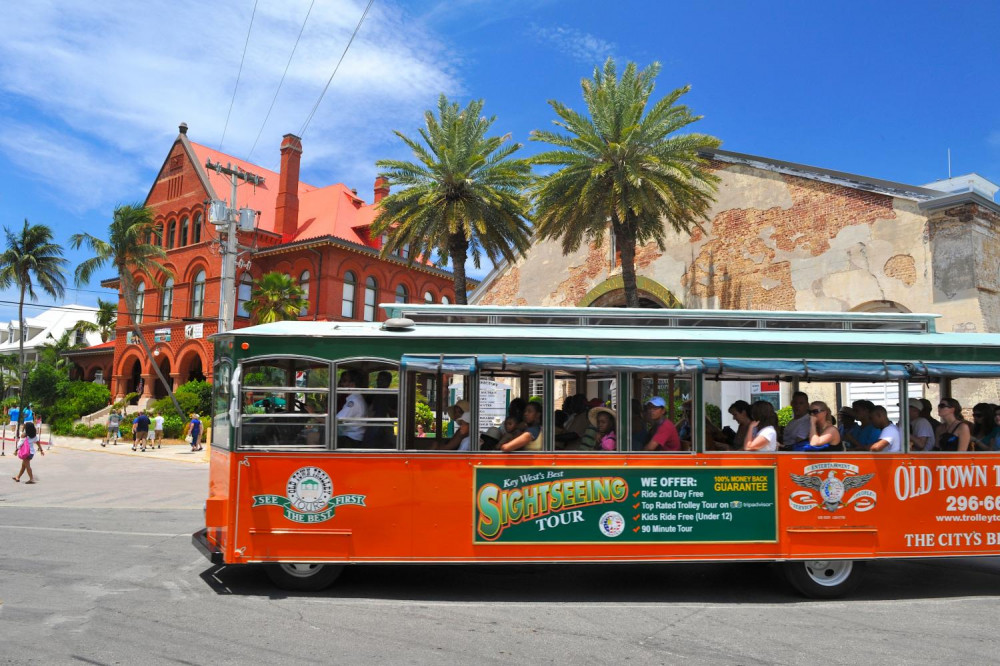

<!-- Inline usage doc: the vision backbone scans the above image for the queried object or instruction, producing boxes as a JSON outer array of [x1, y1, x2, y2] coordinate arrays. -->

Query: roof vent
[[382, 317, 415, 331]]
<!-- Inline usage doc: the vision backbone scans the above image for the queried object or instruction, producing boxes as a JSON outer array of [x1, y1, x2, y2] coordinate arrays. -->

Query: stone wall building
[[471, 149, 1000, 413]]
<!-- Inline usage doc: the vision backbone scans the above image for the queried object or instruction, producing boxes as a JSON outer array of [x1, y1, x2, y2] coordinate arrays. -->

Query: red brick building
[[99, 123, 459, 405]]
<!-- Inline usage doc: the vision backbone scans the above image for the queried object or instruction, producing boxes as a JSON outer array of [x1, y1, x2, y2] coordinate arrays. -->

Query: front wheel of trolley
[[264, 563, 344, 591], [782, 560, 865, 599]]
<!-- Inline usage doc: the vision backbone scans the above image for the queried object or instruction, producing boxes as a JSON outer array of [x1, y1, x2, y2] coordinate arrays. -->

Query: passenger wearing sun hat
[[642, 396, 680, 452], [588, 405, 617, 451], [908, 397, 934, 451]]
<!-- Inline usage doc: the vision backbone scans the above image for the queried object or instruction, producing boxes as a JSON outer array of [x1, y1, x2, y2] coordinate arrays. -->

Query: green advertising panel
[[474, 467, 777, 544]]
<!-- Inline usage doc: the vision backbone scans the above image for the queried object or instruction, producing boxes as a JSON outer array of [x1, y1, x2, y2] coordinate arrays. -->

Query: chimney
[[374, 176, 389, 204], [275, 133, 302, 240], [178, 122, 188, 135]]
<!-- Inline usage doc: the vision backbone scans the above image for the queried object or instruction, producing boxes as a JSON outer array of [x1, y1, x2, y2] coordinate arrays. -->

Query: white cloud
[[0, 0, 462, 211], [528, 23, 616, 65]]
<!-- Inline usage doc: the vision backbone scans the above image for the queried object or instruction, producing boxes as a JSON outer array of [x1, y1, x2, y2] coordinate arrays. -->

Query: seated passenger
[[936, 398, 971, 452], [560, 394, 589, 442], [845, 400, 880, 451], [908, 398, 935, 451], [480, 426, 502, 450], [728, 400, 752, 451], [335, 369, 367, 446], [796, 401, 842, 452], [588, 406, 617, 451], [744, 401, 779, 451], [837, 406, 859, 442], [781, 391, 811, 449], [988, 406, 1000, 451], [642, 397, 681, 452], [970, 403, 997, 451], [920, 398, 942, 432], [436, 411, 470, 451], [500, 402, 543, 452], [869, 405, 901, 452]]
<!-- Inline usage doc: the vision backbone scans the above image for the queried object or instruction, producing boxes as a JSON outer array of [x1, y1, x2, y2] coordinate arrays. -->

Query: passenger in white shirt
[[870, 405, 902, 452], [907, 398, 934, 451], [745, 400, 779, 452], [781, 391, 811, 448], [336, 369, 368, 446]]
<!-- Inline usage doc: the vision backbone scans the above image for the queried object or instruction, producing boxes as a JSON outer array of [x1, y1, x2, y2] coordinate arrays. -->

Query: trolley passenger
[[500, 402, 543, 452]]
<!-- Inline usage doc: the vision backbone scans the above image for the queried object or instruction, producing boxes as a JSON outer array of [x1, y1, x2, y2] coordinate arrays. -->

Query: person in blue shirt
[[23, 405, 34, 424], [845, 400, 880, 450], [184, 413, 203, 452], [132, 411, 151, 452]]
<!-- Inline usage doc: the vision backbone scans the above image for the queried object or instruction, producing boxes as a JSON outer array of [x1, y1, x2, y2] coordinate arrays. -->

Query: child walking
[[12, 422, 43, 484]]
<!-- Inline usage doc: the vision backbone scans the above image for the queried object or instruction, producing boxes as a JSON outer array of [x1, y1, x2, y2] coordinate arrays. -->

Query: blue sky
[[1, 0, 998, 321]]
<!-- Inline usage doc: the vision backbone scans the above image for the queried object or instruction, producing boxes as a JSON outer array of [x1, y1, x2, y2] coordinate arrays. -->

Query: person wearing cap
[[642, 396, 681, 452], [908, 398, 934, 451]]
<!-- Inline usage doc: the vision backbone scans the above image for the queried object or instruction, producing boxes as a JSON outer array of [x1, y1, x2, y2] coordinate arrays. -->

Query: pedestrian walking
[[184, 413, 203, 452], [132, 411, 151, 452], [12, 422, 43, 484], [152, 412, 164, 449], [104, 409, 122, 447]]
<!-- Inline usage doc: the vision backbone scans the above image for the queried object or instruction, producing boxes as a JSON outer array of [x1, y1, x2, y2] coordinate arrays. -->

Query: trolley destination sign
[[474, 467, 777, 543]]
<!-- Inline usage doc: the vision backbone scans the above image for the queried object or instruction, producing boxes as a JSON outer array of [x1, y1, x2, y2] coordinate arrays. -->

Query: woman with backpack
[[12, 422, 43, 484]]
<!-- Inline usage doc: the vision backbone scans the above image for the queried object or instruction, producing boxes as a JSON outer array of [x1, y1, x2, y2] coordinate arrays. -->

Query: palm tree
[[70, 203, 182, 416], [95, 298, 117, 342], [245, 272, 305, 324], [370, 94, 533, 304], [531, 58, 721, 308], [0, 220, 67, 431]]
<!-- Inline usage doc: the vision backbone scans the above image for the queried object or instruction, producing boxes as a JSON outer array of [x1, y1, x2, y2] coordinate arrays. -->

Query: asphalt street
[[2, 443, 1000, 664]]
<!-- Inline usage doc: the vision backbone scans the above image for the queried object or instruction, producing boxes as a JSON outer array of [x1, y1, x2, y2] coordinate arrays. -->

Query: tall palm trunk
[[448, 233, 469, 305], [615, 222, 641, 309], [15, 282, 25, 438], [121, 275, 183, 417]]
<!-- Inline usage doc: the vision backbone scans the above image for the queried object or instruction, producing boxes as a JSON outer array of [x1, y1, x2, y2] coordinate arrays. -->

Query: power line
[[219, 0, 259, 152], [247, 0, 316, 162], [298, 0, 375, 139]]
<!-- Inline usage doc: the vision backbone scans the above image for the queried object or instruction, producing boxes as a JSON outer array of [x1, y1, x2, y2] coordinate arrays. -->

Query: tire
[[782, 559, 865, 599], [264, 562, 344, 591]]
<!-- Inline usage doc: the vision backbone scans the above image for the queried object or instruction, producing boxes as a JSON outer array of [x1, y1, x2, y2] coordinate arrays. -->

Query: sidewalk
[[19, 434, 211, 464]]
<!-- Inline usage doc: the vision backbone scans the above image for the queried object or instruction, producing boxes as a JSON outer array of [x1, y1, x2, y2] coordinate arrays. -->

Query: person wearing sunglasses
[[795, 401, 843, 452], [935, 398, 971, 452]]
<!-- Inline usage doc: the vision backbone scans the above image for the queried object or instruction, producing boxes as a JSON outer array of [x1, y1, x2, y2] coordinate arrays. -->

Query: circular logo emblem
[[286, 467, 333, 513], [598, 511, 625, 538], [820, 477, 845, 504]]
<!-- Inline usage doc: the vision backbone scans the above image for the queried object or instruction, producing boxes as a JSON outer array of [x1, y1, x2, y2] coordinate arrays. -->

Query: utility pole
[[206, 160, 263, 334]]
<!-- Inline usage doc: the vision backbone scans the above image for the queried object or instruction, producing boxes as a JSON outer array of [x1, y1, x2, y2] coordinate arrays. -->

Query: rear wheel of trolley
[[264, 563, 344, 591], [782, 559, 866, 599]]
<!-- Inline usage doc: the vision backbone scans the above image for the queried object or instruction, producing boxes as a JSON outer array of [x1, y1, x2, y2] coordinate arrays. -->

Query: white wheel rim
[[279, 563, 324, 579], [802, 560, 853, 587]]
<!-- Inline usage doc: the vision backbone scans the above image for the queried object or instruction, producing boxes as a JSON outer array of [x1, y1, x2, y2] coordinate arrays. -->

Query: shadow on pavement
[[196, 556, 1000, 603]]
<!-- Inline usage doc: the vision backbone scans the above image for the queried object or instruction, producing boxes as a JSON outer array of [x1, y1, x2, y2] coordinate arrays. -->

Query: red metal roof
[[188, 142, 375, 246]]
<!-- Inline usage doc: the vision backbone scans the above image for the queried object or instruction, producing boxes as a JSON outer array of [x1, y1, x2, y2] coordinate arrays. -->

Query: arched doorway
[[154, 356, 173, 399], [126, 359, 142, 404], [578, 276, 683, 309]]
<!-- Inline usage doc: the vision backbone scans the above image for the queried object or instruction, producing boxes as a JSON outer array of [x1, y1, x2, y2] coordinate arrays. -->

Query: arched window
[[299, 270, 310, 316], [161, 277, 174, 320], [191, 270, 206, 318], [166, 220, 176, 249], [341, 271, 356, 319], [134, 283, 145, 324], [395, 284, 408, 304], [192, 212, 202, 244], [424, 291, 434, 304], [179, 216, 189, 246], [236, 273, 253, 318], [441, 295, 450, 305], [364, 277, 377, 321]]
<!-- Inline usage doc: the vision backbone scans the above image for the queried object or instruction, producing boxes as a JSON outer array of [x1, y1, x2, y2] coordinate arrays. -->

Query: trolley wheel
[[782, 559, 865, 599], [264, 562, 343, 591]]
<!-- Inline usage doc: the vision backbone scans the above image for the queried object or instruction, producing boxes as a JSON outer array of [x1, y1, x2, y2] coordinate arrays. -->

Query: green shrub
[[777, 406, 794, 427], [414, 401, 433, 430], [119, 422, 133, 439], [163, 414, 185, 438], [705, 403, 722, 428]]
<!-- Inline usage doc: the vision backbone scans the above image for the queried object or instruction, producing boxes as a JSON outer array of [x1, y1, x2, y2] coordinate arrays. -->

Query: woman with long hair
[[744, 401, 779, 451], [12, 422, 43, 484], [936, 398, 971, 452], [802, 401, 843, 452], [970, 403, 996, 450]]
